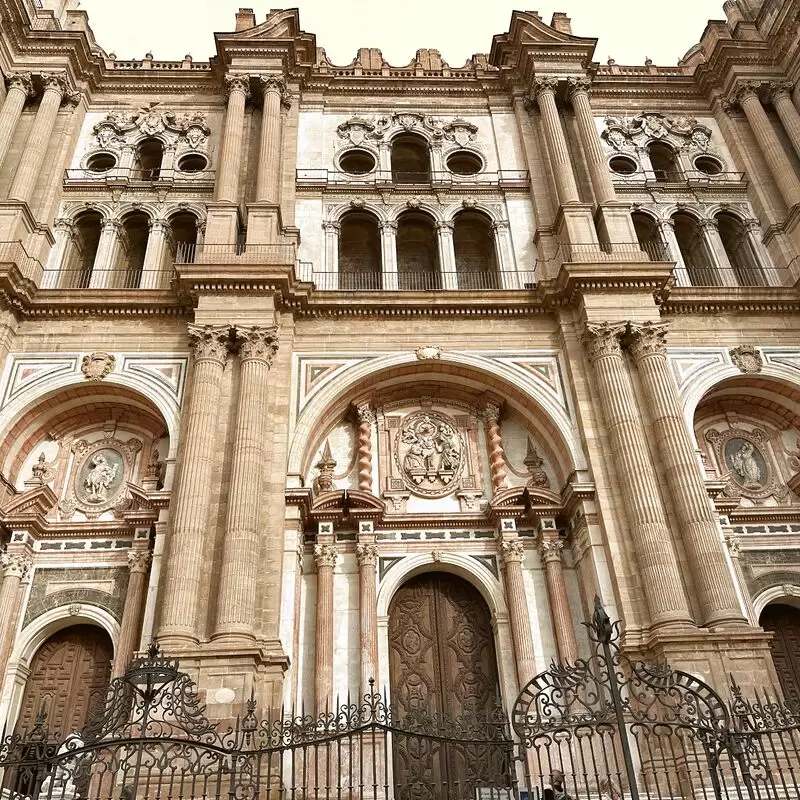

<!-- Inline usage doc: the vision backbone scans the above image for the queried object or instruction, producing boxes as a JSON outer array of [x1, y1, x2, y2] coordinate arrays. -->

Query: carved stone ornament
[[582, 322, 626, 363], [81, 352, 116, 382], [729, 345, 763, 374], [539, 539, 564, 563], [628, 321, 669, 361], [2, 552, 32, 579], [313, 441, 337, 494], [128, 550, 153, 573], [234, 325, 279, 364], [524, 439, 550, 489], [601, 112, 715, 156], [395, 411, 465, 498], [188, 324, 230, 364], [499, 539, 525, 564], [415, 346, 441, 360], [356, 543, 378, 567], [313, 543, 339, 569]]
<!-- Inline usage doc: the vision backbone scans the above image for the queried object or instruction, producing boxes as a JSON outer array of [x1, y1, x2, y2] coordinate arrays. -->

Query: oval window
[[694, 155, 723, 176], [339, 149, 376, 175], [86, 152, 117, 172], [446, 151, 483, 176], [609, 155, 638, 175], [178, 153, 209, 173]]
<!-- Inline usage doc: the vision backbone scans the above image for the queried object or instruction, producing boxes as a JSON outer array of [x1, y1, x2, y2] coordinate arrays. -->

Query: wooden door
[[761, 604, 800, 701], [15, 624, 113, 737], [388, 573, 503, 799]]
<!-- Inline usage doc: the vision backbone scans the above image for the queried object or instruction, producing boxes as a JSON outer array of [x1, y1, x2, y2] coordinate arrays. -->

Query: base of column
[[203, 202, 242, 247], [594, 201, 639, 247], [156, 629, 201, 651], [553, 202, 599, 247], [210, 626, 257, 647], [245, 204, 285, 245]]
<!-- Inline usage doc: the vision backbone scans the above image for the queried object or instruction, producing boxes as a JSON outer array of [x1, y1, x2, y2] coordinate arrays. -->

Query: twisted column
[[768, 81, 800, 162], [499, 539, 536, 686], [354, 404, 375, 492], [482, 404, 507, 493], [9, 72, 69, 203], [0, 552, 32, 677], [314, 543, 338, 711], [214, 326, 280, 643], [112, 549, 152, 677], [627, 322, 746, 628], [532, 77, 580, 204], [158, 324, 230, 646], [583, 323, 693, 629], [214, 73, 250, 203], [256, 76, 289, 204], [356, 542, 379, 696], [0, 73, 32, 173], [539, 534, 578, 662]]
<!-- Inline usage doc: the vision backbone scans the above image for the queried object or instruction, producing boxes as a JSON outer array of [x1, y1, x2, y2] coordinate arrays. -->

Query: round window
[[86, 152, 117, 173], [694, 155, 723, 176], [609, 155, 638, 175], [339, 149, 376, 175], [446, 151, 483, 176], [178, 153, 209, 173]]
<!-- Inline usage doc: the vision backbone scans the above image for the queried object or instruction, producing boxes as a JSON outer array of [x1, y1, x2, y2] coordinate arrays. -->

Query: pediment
[[1, 484, 58, 518]]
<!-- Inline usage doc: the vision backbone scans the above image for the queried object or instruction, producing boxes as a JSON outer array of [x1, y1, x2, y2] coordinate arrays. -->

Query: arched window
[[453, 211, 498, 289], [631, 212, 664, 260], [672, 212, 716, 285], [396, 212, 438, 290], [339, 212, 381, 290], [170, 211, 199, 264], [136, 138, 164, 179], [716, 212, 763, 286], [648, 142, 680, 182], [67, 210, 103, 288], [391, 134, 430, 184], [120, 211, 150, 288]]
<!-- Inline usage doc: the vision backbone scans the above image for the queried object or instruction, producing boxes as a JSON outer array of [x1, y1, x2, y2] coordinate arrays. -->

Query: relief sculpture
[[396, 411, 464, 497]]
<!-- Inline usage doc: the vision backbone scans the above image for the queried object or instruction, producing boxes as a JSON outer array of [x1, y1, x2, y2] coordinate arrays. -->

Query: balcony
[[174, 243, 297, 266], [64, 167, 215, 188], [612, 169, 747, 189], [300, 269, 540, 292], [295, 169, 530, 189], [40, 266, 175, 290]]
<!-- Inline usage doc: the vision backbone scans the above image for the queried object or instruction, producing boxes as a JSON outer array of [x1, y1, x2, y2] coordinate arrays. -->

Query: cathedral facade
[[0, 0, 799, 745]]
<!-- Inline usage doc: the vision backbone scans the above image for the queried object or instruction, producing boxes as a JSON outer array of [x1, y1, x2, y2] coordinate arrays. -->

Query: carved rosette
[[314, 544, 339, 570], [499, 539, 525, 564], [356, 543, 379, 567], [2, 552, 32, 579], [729, 345, 763, 374], [128, 550, 153, 573], [81, 352, 116, 382], [627, 321, 669, 362], [234, 325, 280, 364], [539, 539, 564, 564], [583, 322, 626, 363], [188, 324, 230, 365]]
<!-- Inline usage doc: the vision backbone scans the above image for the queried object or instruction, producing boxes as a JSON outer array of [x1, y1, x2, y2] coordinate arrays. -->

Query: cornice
[[26, 290, 192, 318], [660, 284, 800, 315]]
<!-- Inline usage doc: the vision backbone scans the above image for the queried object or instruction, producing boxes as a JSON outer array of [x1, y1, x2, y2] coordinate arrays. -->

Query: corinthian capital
[[627, 321, 669, 362], [224, 73, 252, 100], [2, 552, 32, 579], [355, 403, 376, 426], [314, 543, 339, 569], [356, 543, 379, 567], [188, 323, 230, 364], [499, 539, 525, 564], [567, 76, 593, 100], [5, 71, 34, 97], [127, 550, 153, 573], [539, 539, 564, 563], [234, 325, 280, 364], [41, 71, 70, 97], [767, 79, 793, 104], [731, 80, 763, 107], [532, 76, 560, 99], [582, 322, 626, 363]]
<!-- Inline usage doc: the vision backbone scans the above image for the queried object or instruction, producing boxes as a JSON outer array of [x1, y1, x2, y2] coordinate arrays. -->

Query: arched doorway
[[761, 604, 800, 701], [15, 624, 114, 737], [388, 573, 502, 794]]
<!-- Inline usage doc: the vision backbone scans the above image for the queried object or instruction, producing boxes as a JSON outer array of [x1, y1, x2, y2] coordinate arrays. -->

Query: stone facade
[[0, 0, 799, 728]]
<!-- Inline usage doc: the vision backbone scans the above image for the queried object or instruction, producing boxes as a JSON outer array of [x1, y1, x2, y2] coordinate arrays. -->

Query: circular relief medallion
[[75, 447, 126, 508], [725, 437, 769, 492], [395, 411, 464, 498]]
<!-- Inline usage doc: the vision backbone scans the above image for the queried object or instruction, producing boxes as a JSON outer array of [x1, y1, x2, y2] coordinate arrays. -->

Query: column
[[499, 537, 537, 686], [583, 323, 693, 629], [356, 540, 379, 695], [158, 324, 230, 646], [42, 218, 75, 288], [769, 81, 800, 162], [8, 72, 68, 204], [112, 549, 152, 677], [627, 321, 746, 628], [699, 219, 738, 287], [658, 219, 691, 287], [140, 220, 173, 289], [742, 217, 781, 285], [437, 220, 458, 289], [88, 219, 123, 288], [0, 72, 33, 173], [255, 76, 287, 204], [492, 220, 519, 288], [538, 524, 579, 663], [724, 533, 757, 624], [481, 403, 507, 494], [214, 326, 279, 643], [0, 552, 32, 677], [314, 542, 338, 710], [379, 221, 398, 290], [322, 221, 340, 289], [734, 81, 800, 208], [354, 403, 375, 492], [0, 307, 19, 376], [532, 77, 580, 204], [214, 73, 250, 203]]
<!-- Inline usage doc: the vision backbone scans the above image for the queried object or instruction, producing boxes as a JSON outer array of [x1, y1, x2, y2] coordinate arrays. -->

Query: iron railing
[[296, 169, 530, 187], [174, 242, 296, 265], [613, 170, 748, 186], [40, 266, 175, 290], [310, 270, 540, 291], [64, 168, 215, 183]]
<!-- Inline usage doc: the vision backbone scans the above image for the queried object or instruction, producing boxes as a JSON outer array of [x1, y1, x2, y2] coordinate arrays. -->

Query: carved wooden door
[[388, 573, 503, 799], [761, 604, 800, 701], [15, 624, 113, 737]]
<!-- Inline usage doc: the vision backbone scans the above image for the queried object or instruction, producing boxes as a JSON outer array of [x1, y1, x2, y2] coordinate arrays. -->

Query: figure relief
[[84, 453, 119, 502]]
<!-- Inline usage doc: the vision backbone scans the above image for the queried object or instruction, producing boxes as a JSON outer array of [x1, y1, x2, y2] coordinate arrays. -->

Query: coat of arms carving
[[729, 345, 763, 374], [81, 352, 116, 381]]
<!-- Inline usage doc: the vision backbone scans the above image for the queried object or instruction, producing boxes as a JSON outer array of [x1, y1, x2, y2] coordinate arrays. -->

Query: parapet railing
[[612, 169, 747, 187], [295, 169, 530, 187], [307, 269, 540, 292], [64, 167, 216, 184], [174, 243, 297, 265]]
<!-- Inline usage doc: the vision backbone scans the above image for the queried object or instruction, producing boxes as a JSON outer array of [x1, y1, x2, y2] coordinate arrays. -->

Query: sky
[[77, 0, 727, 68]]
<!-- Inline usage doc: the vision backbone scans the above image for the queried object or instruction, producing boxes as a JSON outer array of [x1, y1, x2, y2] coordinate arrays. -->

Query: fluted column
[[158, 324, 230, 646], [8, 72, 69, 203], [112, 549, 152, 677], [583, 323, 693, 629], [742, 218, 781, 285], [499, 538, 536, 687], [214, 326, 280, 643], [733, 82, 800, 208], [43, 217, 75, 288], [567, 78, 615, 205], [314, 542, 338, 711], [354, 404, 375, 492], [533, 77, 580, 204], [256, 76, 288, 204], [89, 219, 123, 288], [0, 73, 33, 173], [140, 220, 173, 289], [481, 403, 507, 493], [769, 81, 800, 162], [356, 542, 379, 696], [0, 551, 32, 677], [627, 321, 746, 628], [214, 73, 250, 203], [724, 534, 756, 624], [539, 530, 578, 662], [379, 221, 398, 289]]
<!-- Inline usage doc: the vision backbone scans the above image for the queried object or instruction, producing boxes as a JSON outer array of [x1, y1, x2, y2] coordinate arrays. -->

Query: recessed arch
[[391, 133, 431, 183], [396, 210, 439, 289], [339, 210, 382, 290], [453, 209, 498, 289]]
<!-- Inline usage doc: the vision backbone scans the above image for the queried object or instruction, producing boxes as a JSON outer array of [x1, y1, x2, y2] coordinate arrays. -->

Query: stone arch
[[339, 210, 382, 289], [753, 585, 800, 618], [441, 202, 503, 225], [164, 203, 208, 224], [61, 201, 115, 223], [386, 202, 442, 224], [111, 203, 158, 223], [327, 202, 389, 225]]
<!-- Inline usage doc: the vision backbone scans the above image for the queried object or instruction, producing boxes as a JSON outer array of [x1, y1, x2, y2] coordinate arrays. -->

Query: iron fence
[[2, 602, 800, 800]]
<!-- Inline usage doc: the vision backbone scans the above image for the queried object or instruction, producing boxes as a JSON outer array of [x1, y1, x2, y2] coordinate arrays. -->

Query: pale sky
[[78, 0, 726, 68]]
